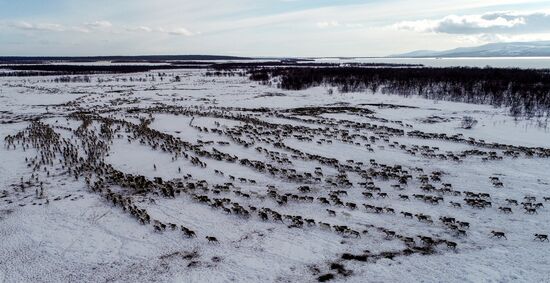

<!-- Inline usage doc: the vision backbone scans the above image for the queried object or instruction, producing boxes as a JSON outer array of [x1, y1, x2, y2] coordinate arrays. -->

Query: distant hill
[[391, 41, 550, 58], [0, 55, 253, 64]]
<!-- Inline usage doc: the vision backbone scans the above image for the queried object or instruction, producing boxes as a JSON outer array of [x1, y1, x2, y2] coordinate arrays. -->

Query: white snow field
[[1, 69, 550, 283]]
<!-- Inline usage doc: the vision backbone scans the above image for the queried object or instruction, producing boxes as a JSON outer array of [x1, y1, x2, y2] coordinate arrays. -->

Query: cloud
[[168, 27, 194, 36], [392, 11, 550, 35], [3, 20, 196, 37], [125, 25, 154, 33], [155, 27, 196, 36], [85, 20, 113, 29], [6, 20, 115, 33], [10, 21, 66, 32], [7, 21, 100, 33], [317, 21, 363, 29], [317, 21, 340, 28]]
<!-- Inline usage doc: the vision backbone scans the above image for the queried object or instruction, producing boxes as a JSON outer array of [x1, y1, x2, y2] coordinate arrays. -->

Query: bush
[[460, 116, 478, 129]]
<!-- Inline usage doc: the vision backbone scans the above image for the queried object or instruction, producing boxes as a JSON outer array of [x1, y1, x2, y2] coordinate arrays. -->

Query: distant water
[[315, 57, 550, 69], [3, 57, 550, 69]]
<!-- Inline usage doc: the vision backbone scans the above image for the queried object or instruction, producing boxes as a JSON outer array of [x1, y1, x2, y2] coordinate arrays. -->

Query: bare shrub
[[460, 116, 478, 129]]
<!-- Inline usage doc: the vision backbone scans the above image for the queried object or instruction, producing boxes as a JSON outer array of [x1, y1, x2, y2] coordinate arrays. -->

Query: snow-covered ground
[[1, 69, 550, 283]]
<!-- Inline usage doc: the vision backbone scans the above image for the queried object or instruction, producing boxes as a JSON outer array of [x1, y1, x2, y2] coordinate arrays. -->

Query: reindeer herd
[[2, 73, 550, 281]]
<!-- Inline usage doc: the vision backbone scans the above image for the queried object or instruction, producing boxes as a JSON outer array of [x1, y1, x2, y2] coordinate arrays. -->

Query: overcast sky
[[1, 0, 550, 57]]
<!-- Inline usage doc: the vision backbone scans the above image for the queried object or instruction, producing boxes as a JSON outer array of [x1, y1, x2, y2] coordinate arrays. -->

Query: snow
[[1, 68, 550, 282]]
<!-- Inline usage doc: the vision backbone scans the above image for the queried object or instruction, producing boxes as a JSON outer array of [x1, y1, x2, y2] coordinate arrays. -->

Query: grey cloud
[[394, 11, 550, 35]]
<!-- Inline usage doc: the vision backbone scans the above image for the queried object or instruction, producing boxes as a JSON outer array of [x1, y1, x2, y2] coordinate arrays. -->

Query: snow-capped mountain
[[392, 41, 550, 57]]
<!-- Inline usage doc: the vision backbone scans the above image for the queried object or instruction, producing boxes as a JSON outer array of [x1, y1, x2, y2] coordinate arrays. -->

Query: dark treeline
[[0, 61, 422, 77], [211, 62, 423, 70], [0, 65, 194, 76], [0, 55, 252, 64], [212, 62, 340, 69], [247, 67, 550, 117]]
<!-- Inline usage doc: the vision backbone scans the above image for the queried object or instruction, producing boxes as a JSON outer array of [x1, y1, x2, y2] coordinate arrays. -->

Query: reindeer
[[498, 207, 513, 214], [534, 234, 549, 242], [401, 211, 413, 218], [490, 231, 507, 239], [206, 236, 219, 243]]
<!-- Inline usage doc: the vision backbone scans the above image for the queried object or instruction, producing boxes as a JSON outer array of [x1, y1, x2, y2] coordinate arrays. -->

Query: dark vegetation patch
[[341, 253, 369, 262], [231, 106, 374, 116], [0, 64, 197, 76], [253, 92, 287, 98], [359, 103, 419, 109], [0, 60, 421, 77], [237, 108, 273, 113], [286, 106, 374, 116], [417, 115, 452, 124], [210, 62, 422, 70], [0, 55, 252, 64], [317, 273, 335, 282], [245, 67, 550, 117]]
